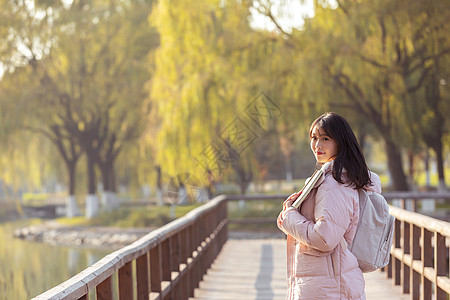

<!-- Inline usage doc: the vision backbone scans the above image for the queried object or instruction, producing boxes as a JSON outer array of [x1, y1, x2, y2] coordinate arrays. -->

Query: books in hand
[[292, 161, 331, 208]]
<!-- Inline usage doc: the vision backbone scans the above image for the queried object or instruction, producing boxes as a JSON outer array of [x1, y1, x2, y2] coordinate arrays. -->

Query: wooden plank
[[137, 253, 149, 300], [393, 218, 401, 286], [180, 228, 189, 264], [436, 277, 450, 294], [96, 276, 113, 300], [161, 240, 171, 281], [402, 221, 410, 293], [188, 257, 196, 298], [171, 234, 180, 272], [435, 232, 447, 300], [411, 260, 423, 274], [177, 263, 188, 300], [364, 271, 412, 300], [383, 191, 450, 200], [422, 228, 432, 300], [191, 239, 409, 300], [191, 239, 287, 300], [150, 245, 162, 293], [386, 254, 392, 279], [411, 224, 420, 300], [118, 261, 133, 300], [390, 206, 450, 237]]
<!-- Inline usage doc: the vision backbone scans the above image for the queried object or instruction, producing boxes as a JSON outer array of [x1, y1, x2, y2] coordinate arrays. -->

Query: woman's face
[[310, 125, 339, 164]]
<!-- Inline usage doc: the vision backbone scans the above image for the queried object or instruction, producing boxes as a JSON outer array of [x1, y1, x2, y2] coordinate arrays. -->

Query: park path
[[191, 239, 409, 300]]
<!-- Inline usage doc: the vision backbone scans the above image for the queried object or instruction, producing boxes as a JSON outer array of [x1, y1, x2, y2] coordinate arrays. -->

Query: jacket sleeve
[[279, 183, 354, 252]]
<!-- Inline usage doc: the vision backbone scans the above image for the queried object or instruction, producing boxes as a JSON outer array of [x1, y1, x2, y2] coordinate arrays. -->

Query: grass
[[56, 203, 203, 228], [53, 199, 284, 232], [227, 199, 282, 231]]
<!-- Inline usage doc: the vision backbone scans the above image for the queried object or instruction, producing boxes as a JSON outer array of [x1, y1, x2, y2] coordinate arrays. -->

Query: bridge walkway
[[191, 239, 409, 300]]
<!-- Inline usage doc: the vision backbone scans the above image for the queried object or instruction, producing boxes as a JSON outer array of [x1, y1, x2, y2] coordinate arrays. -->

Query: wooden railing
[[383, 192, 450, 300], [32, 191, 450, 300], [384, 191, 450, 214], [33, 195, 228, 300]]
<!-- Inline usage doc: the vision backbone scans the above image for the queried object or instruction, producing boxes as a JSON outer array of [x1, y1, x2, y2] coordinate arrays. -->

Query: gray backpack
[[345, 189, 395, 273]]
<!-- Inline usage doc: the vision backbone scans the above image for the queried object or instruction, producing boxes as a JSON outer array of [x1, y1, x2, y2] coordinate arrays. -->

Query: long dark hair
[[310, 112, 371, 189]]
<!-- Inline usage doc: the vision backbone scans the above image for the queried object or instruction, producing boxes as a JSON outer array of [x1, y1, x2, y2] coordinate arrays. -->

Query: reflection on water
[[0, 220, 111, 300]]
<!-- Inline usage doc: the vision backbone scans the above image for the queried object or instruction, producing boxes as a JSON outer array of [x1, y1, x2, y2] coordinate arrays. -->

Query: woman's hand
[[278, 191, 302, 223], [283, 191, 301, 210], [277, 211, 284, 228]]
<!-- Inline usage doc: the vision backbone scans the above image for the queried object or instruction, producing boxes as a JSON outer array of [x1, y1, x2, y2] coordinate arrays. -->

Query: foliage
[[0, 0, 159, 198], [258, 0, 450, 190], [149, 0, 285, 182], [0, 0, 449, 199], [56, 203, 202, 228]]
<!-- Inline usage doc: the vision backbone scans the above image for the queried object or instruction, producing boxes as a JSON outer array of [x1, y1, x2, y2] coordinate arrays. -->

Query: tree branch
[[358, 54, 388, 69], [256, 3, 292, 39]]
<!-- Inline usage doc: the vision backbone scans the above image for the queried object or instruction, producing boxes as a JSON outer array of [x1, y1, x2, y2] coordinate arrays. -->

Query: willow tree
[[329, 0, 449, 190], [0, 67, 61, 200], [260, 0, 449, 190], [395, 0, 450, 189], [149, 0, 285, 192], [1, 0, 158, 216], [42, 0, 158, 215], [310, 1, 412, 190], [0, 0, 77, 207]]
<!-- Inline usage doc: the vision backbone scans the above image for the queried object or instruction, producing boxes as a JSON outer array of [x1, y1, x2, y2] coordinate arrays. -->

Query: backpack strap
[[340, 188, 367, 252]]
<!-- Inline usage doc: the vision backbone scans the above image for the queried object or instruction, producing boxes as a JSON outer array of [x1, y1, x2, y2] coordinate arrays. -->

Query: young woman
[[277, 112, 382, 300]]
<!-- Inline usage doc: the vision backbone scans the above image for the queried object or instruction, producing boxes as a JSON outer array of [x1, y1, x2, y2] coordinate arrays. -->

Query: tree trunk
[[424, 150, 430, 186], [53, 136, 81, 218], [100, 162, 115, 192], [385, 139, 409, 191], [432, 142, 446, 190], [68, 161, 76, 195], [285, 156, 293, 182], [357, 127, 367, 153], [238, 170, 252, 195], [240, 182, 247, 195], [234, 162, 252, 195], [110, 166, 116, 193], [85, 150, 99, 218], [407, 151, 415, 189], [65, 161, 80, 217], [98, 160, 118, 209], [86, 150, 97, 194]]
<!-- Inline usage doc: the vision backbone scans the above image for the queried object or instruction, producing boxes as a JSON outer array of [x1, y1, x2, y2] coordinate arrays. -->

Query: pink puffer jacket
[[277, 163, 382, 300]]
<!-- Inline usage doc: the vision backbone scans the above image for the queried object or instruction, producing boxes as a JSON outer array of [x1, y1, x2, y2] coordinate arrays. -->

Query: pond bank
[[14, 221, 153, 250], [14, 220, 285, 250]]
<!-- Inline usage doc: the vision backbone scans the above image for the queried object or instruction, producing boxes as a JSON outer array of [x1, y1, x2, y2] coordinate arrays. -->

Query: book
[[292, 161, 331, 208]]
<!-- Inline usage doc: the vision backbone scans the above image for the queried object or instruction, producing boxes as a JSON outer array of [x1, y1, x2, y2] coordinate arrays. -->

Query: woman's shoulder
[[316, 173, 358, 208], [320, 172, 354, 192], [319, 169, 382, 194], [366, 171, 382, 193]]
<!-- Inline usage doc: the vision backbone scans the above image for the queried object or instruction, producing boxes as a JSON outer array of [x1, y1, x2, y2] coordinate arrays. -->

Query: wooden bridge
[[33, 192, 450, 300]]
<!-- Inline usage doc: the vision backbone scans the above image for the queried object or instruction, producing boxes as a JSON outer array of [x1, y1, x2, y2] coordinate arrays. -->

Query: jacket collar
[[308, 160, 333, 188]]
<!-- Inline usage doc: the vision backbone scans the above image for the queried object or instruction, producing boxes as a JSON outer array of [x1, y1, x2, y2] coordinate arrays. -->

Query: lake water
[[0, 220, 110, 300]]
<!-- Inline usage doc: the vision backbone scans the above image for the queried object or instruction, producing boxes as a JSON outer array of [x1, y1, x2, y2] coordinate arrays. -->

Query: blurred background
[[0, 0, 449, 298]]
